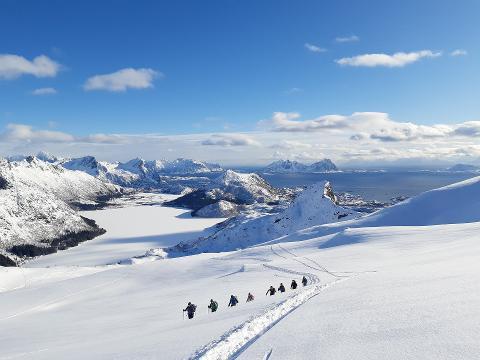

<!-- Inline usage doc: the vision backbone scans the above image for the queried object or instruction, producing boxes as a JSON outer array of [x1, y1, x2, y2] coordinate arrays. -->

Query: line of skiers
[[183, 276, 308, 319]]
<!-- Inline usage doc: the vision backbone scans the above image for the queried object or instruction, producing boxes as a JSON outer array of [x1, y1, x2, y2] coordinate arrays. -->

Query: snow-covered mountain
[[168, 181, 356, 254], [60, 155, 223, 189], [6, 156, 123, 207], [213, 170, 280, 204], [164, 170, 287, 214], [0, 159, 110, 266], [263, 159, 338, 173]]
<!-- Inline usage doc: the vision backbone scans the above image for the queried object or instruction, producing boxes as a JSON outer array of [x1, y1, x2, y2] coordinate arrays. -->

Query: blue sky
[[1, 0, 479, 166]]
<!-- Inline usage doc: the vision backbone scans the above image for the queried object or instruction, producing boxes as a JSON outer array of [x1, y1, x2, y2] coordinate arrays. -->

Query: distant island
[[262, 159, 339, 173], [446, 164, 480, 172]]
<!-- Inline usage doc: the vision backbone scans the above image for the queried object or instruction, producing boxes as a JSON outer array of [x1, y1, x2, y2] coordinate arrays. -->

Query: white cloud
[[336, 50, 441, 67], [1, 124, 74, 143], [3, 115, 480, 167], [201, 133, 259, 147], [84, 68, 160, 92], [0, 54, 61, 79], [259, 111, 350, 132], [284, 87, 303, 95], [450, 49, 467, 57], [260, 111, 456, 142], [304, 43, 327, 53], [269, 140, 312, 150], [453, 121, 480, 137], [335, 35, 359, 43], [32, 87, 57, 95]]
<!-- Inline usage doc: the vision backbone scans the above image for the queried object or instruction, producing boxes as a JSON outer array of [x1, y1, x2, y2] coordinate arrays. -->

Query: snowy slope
[[167, 181, 356, 255], [1, 174, 480, 359], [0, 215, 479, 359], [275, 174, 480, 244]]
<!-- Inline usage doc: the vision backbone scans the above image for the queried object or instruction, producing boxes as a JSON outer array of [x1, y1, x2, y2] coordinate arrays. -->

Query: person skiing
[[278, 283, 286, 293], [246, 292, 254, 302], [291, 279, 298, 290], [228, 295, 239, 307], [208, 299, 218, 313], [266, 285, 276, 296], [302, 276, 308, 287], [183, 302, 197, 319]]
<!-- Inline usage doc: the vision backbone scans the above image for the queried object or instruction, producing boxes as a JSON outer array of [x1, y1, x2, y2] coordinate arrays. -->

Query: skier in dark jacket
[[266, 285, 276, 296], [208, 299, 218, 313], [228, 295, 239, 307], [302, 276, 308, 287], [291, 280, 298, 290], [278, 283, 286, 293], [246, 292, 255, 302], [183, 302, 197, 319]]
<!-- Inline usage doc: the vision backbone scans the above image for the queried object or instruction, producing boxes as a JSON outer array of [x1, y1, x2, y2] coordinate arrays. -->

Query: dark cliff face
[[0, 175, 9, 190]]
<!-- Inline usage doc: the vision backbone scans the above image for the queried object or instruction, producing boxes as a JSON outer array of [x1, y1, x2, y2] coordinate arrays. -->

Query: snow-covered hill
[[164, 170, 286, 213], [276, 175, 480, 244], [213, 170, 280, 204], [167, 181, 356, 255], [263, 159, 338, 173], [0, 161, 107, 266]]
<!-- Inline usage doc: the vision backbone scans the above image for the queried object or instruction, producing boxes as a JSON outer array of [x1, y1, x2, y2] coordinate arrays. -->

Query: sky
[[0, 0, 479, 167]]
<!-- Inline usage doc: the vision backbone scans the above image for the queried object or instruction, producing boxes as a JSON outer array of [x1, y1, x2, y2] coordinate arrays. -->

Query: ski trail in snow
[[262, 264, 319, 285], [276, 244, 349, 278], [0, 348, 49, 360], [187, 277, 347, 360], [269, 245, 288, 260], [262, 348, 273, 360], [0, 270, 130, 322]]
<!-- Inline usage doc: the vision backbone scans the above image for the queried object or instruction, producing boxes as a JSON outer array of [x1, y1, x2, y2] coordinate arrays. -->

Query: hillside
[[1, 177, 479, 359], [0, 162, 106, 266], [167, 181, 356, 255], [275, 175, 480, 245]]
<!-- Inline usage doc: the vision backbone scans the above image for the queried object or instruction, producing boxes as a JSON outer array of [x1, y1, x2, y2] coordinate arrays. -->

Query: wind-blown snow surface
[[1, 178, 480, 359]]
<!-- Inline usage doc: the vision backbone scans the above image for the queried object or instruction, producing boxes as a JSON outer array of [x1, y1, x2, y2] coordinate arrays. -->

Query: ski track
[[276, 244, 350, 278], [262, 348, 273, 360], [0, 270, 130, 322], [187, 276, 347, 360], [187, 243, 364, 359]]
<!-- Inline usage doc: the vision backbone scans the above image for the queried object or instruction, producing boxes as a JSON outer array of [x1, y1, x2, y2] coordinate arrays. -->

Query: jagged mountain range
[[0, 153, 292, 264], [263, 159, 338, 173]]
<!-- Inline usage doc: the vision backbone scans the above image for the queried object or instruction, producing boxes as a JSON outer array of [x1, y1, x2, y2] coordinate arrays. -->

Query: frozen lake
[[27, 193, 225, 267]]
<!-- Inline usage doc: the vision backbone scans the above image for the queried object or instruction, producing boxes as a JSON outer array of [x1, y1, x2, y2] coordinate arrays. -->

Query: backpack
[[211, 301, 218, 311]]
